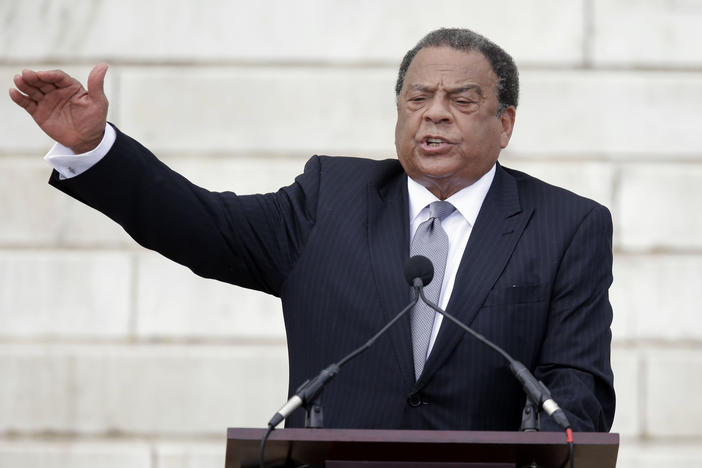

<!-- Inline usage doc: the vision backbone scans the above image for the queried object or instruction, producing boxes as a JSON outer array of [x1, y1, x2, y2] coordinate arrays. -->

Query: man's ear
[[499, 106, 516, 149]]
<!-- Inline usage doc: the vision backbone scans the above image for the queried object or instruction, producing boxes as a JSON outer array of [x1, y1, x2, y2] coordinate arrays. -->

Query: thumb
[[87, 63, 108, 101]]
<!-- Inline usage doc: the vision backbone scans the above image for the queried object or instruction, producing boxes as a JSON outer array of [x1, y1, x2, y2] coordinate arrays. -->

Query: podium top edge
[[227, 427, 619, 446]]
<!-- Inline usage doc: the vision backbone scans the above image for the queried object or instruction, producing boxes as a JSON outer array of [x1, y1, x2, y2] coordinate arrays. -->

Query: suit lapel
[[416, 164, 534, 388], [367, 170, 415, 388]]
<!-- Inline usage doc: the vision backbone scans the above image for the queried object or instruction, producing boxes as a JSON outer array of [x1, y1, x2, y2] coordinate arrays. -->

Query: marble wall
[[2, 1, 702, 466]]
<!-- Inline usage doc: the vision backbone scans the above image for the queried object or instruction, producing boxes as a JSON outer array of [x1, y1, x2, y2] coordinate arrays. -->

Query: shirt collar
[[407, 163, 496, 226]]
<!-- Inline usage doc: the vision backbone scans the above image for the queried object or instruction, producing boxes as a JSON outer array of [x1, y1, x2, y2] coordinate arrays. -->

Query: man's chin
[[413, 160, 461, 181], [412, 170, 461, 191], [399, 153, 461, 182]]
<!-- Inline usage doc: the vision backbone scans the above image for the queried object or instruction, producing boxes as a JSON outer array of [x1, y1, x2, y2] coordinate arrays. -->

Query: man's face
[[394, 46, 515, 199]]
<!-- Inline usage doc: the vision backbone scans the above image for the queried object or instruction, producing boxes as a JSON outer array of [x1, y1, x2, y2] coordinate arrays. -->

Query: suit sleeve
[[49, 125, 321, 296], [535, 204, 616, 432]]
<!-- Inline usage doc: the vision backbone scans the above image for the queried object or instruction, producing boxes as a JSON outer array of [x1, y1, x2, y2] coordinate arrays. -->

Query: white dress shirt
[[407, 165, 495, 358], [44, 123, 116, 179], [44, 125, 495, 359]]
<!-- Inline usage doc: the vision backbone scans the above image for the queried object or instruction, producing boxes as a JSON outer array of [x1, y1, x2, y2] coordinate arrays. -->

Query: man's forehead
[[404, 47, 496, 86]]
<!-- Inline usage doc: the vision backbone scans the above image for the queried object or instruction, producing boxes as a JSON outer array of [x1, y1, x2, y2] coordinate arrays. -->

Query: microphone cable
[[259, 425, 274, 468]]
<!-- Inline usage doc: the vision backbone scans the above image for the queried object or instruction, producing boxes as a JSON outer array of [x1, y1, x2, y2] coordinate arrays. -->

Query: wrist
[[70, 130, 105, 155]]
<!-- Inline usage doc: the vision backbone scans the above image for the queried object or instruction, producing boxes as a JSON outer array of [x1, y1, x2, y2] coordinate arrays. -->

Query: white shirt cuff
[[44, 123, 117, 180]]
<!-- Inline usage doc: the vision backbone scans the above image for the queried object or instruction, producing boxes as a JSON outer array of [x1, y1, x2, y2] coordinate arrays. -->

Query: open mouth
[[426, 137, 446, 147], [421, 137, 453, 151]]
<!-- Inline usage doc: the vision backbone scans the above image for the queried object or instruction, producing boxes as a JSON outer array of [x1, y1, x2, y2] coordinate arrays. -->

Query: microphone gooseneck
[[262, 255, 573, 468], [416, 282, 572, 432], [411, 256, 573, 467], [265, 256, 432, 431]]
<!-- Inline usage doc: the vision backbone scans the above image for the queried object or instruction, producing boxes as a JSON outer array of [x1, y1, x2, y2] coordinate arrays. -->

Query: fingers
[[9, 65, 108, 121], [8, 88, 37, 114], [11, 68, 68, 109], [10, 66, 87, 114], [21, 68, 61, 93], [13, 73, 45, 102], [34, 68, 80, 89], [87, 63, 108, 101]]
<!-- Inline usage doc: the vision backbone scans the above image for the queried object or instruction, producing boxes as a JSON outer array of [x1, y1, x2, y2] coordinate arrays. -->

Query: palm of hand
[[35, 83, 107, 151], [10, 64, 109, 154]]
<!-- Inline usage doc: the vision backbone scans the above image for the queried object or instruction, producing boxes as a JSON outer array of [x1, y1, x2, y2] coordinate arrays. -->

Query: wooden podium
[[225, 428, 618, 468]]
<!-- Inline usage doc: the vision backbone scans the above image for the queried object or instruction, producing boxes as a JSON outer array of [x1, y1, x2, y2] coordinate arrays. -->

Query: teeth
[[426, 138, 445, 147]]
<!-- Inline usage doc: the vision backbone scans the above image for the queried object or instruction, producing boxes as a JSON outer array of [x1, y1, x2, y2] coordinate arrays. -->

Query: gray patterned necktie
[[410, 200, 456, 379]]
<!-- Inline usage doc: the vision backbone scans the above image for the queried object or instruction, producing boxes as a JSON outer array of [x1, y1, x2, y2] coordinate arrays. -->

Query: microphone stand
[[305, 396, 324, 428], [261, 254, 435, 467], [415, 288, 575, 468], [295, 290, 421, 429], [260, 290, 421, 468], [519, 396, 540, 432]]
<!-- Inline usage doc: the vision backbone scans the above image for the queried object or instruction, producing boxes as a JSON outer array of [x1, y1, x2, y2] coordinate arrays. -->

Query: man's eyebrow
[[409, 84, 434, 92], [409, 84, 484, 95], [449, 84, 484, 95]]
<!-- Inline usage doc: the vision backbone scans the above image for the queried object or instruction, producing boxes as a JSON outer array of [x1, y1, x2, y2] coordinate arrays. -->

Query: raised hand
[[9, 63, 109, 154]]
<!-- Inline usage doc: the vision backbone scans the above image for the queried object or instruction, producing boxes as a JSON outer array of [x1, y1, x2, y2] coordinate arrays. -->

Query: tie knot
[[429, 200, 455, 221]]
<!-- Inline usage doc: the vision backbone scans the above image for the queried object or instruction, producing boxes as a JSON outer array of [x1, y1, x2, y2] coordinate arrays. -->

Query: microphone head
[[404, 255, 434, 287]]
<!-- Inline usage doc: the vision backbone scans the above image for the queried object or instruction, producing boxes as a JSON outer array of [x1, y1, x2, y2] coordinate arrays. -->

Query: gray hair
[[395, 28, 519, 115]]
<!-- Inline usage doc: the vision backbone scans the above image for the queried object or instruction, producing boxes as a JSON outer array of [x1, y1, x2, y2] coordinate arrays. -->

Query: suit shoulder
[[311, 155, 404, 187], [501, 164, 610, 216]]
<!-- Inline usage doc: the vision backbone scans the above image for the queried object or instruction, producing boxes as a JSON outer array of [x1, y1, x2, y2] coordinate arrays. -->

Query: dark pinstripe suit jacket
[[50, 126, 615, 432]]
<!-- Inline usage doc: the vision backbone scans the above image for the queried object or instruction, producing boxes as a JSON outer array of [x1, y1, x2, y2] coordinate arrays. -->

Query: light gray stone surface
[[117, 66, 398, 156], [0, 344, 288, 434], [158, 156, 309, 195], [617, 164, 702, 251], [501, 159, 615, 208], [135, 251, 285, 339], [617, 441, 702, 468], [610, 348, 641, 437], [0, 440, 151, 468], [514, 71, 702, 157], [612, 254, 702, 340], [592, 0, 702, 67], [0, 158, 132, 247], [0, 251, 131, 338], [646, 349, 702, 437], [2, 1, 701, 466], [1, 0, 585, 64], [154, 442, 224, 468]]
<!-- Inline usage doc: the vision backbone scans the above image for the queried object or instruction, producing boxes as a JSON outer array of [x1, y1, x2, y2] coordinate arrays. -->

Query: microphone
[[266, 256, 433, 429], [267, 363, 340, 429], [410, 257, 572, 432], [404, 254, 434, 288]]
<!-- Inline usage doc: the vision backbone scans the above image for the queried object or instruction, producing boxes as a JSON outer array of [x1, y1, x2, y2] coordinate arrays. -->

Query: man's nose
[[424, 96, 452, 123]]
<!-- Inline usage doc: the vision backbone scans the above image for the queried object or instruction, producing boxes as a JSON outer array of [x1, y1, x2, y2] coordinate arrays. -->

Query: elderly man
[[10, 28, 615, 432]]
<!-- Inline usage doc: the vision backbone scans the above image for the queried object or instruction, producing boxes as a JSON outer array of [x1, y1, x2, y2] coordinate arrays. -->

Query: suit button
[[408, 393, 422, 407]]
